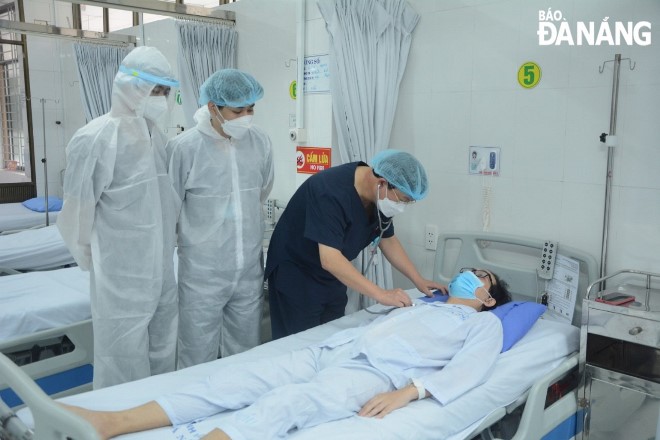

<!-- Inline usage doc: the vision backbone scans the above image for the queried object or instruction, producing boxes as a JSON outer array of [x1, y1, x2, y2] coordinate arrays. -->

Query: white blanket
[[0, 225, 73, 271], [34, 306, 578, 440], [0, 267, 90, 340], [0, 203, 59, 232]]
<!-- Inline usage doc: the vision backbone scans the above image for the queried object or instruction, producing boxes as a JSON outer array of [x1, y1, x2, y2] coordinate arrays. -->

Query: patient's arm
[[62, 401, 171, 440], [358, 384, 421, 419]]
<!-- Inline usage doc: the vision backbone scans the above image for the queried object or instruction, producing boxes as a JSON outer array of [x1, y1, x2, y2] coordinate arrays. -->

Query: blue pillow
[[21, 196, 63, 212], [489, 301, 547, 352]]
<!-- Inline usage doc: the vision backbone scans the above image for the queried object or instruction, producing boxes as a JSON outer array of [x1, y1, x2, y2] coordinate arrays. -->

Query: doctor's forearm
[[318, 244, 384, 300], [378, 237, 424, 283]]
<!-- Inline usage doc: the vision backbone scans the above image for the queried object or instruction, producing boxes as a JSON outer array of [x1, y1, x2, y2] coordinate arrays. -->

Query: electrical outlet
[[425, 224, 438, 250], [536, 240, 558, 280], [265, 199, 276, 224]]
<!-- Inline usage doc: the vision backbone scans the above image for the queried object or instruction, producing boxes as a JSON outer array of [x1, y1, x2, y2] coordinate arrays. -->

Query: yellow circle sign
[[289, 80, 297, 100], [518, 62, 541, 89]]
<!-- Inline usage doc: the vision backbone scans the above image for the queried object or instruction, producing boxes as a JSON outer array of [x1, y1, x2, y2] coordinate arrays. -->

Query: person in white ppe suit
[[57, 46, 180, 389], [167, 69, 274, 368]]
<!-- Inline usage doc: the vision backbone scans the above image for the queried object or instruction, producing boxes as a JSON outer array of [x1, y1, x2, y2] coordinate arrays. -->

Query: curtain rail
[[59, 0, 235, 25], [0, 19, 136, 46]]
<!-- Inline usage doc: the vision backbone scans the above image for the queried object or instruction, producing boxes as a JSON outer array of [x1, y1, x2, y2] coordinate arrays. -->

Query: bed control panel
[[536, 240, 558, 280]]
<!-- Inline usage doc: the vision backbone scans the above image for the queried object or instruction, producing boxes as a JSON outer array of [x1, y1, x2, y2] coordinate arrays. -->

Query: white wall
[[224, 0, 299, 201], [393, 0, 660, 285], [297, 0, 660, 287]]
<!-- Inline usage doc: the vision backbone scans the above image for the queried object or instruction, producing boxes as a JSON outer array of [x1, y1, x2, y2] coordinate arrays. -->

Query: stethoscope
[[362, 199, 392, 276]]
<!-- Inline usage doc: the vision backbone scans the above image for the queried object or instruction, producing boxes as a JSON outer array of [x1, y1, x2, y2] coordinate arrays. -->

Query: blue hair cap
[[370, 149, 429, 200], [198, 68, 264, 107]]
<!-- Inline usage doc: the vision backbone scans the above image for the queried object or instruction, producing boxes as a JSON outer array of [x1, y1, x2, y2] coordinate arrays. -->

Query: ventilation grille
[[0, 184, 36, 203]]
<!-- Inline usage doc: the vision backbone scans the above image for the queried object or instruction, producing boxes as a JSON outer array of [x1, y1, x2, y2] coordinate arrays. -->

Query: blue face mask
[[448, 271, 488, 302]]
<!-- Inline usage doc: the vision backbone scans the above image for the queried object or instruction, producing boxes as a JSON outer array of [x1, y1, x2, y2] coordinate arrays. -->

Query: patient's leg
[[156, 347, 326, 425], [62, 401, 171, 440]]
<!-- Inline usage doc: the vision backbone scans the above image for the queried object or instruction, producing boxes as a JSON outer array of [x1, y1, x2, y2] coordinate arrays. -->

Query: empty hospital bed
[[0, 201, 60, 233], [0, 225, 74, 272], [0, 266, 94, 406], [1, 231, 598, 440], [0, 250, 183, 406]]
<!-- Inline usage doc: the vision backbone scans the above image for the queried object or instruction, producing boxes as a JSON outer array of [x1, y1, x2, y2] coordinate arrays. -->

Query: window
[[0, 0, 33, 196]]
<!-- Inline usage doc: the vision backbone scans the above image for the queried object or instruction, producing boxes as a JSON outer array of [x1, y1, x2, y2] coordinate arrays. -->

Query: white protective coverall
[[57, 46, 179, 388], [167, 105, 274, 367]]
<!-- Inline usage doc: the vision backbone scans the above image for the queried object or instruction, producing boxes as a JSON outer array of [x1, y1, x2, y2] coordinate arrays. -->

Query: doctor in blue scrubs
[[265, 150, 445, 339]]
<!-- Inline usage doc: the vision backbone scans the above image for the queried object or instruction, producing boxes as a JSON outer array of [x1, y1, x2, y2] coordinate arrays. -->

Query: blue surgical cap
[[370, 150, 429, 200], [198, 69, 264, 107]]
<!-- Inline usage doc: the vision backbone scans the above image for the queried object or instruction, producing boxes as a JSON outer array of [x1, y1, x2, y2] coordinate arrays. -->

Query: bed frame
[[0, 231, 598, 440], [432, 232, 597, 440], [0, 320, 94, 408]]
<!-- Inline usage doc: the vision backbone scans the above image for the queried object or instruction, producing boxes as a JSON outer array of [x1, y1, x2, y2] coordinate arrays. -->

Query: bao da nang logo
[[538, 9, 651, 46]]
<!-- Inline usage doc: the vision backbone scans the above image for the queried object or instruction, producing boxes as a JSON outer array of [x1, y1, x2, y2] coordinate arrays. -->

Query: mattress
[[0, 202, 59, 232], [0, 267, 90, 340], [32, 299, 579, 440], [0, 225, 74, 271]]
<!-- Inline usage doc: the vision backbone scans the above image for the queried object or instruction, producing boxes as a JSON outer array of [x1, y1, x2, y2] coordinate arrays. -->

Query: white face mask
[[216, 112, 253, 140], [143, 96, 168, 122], [376, 185, 407, 218]]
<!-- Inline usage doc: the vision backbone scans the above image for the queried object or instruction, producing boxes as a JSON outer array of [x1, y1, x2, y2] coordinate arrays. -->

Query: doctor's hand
[[375, 288, 413, 308], [358, 386, 419, 419], [413, 278, 447, 298]]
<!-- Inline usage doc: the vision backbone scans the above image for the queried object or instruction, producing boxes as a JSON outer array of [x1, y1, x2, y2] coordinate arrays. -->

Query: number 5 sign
[[518, 62, 541, 89]]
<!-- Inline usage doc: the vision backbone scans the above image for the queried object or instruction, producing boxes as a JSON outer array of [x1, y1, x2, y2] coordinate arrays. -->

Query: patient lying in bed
[[66, 269, 511, 440]]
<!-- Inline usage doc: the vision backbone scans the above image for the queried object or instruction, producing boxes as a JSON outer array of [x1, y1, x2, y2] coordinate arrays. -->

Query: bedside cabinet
[[578, 270, 660, 440]]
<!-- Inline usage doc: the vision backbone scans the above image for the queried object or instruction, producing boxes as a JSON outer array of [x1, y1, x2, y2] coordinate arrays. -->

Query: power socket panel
[[425, 224, 438, 250], [265, 199, 276, 224], [537, 240, 558, 280]]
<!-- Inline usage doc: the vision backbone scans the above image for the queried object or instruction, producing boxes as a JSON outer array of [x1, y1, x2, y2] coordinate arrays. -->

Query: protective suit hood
[[193, 106, 226, 140], [111, 46, 176, 118]]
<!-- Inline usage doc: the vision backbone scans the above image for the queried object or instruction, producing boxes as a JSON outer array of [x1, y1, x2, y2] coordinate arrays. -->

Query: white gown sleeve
[[423, 312, 503, 405]]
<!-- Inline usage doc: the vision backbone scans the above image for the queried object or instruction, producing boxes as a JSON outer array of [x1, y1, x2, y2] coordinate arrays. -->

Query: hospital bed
[[0, 250, 183, 406], [0, 202, 59, 233], [0, 225, 74, 272], [1, 231, 598, 440], [0, 267, 94, 407]]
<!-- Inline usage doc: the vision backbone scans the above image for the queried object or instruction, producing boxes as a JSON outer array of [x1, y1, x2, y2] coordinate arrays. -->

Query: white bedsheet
[[0, 267, 90, 340], [0, 225, 73, 271], [34, 304, 579, 440], [0, 202, 59, 232]]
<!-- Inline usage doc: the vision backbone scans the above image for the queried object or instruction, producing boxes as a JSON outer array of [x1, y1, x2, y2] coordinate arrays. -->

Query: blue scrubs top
[[265, 161, 394, 291]]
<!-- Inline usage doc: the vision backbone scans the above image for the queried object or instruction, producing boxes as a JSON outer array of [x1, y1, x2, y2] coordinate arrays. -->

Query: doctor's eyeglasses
[[459, 267, 494, 286]]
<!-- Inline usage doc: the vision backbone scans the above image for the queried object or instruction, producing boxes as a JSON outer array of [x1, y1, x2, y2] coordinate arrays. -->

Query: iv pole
[[598, 54, 635, 286], [38, 97, 59, 226]]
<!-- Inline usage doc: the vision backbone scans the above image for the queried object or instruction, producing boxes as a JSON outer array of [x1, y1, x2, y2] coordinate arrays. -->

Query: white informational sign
[[303, 54, 330, 94], [469, 146, 500, 176], [546, 254, 580, 323]]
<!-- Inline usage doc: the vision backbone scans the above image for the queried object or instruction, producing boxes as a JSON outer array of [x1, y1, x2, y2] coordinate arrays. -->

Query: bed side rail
[[0, 320, 94, 406], [504, 354, 579, 440], [0, 352, 100, 440]]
